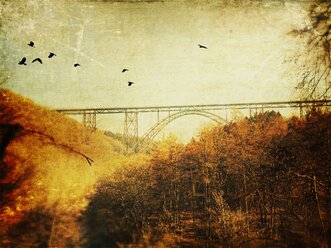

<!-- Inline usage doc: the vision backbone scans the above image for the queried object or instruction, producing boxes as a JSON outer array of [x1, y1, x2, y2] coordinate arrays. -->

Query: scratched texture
[[0, 0, 310, 140]]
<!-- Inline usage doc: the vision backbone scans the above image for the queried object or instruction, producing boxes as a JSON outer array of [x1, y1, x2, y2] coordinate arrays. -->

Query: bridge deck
[[56, 100, 331, 115]]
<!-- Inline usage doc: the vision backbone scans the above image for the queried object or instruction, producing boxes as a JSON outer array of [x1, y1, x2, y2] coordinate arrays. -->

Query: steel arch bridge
[[138, 109, 227, 151], [56, 99, 331, 152]]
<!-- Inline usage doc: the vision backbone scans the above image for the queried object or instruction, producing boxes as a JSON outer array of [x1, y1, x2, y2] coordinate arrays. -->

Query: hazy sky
[[1, 0, 309, 141]]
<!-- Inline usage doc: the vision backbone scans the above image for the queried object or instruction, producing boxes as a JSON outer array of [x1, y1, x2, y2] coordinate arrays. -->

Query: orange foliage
[[0, 89, 129, 246]]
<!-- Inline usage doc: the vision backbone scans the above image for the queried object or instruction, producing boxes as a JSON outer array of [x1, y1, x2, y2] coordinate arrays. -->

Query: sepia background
[[1, 0, 311, 141], [1, 1, 330, 247]]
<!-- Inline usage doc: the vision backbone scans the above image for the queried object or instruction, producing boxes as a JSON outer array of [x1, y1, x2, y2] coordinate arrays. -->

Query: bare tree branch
[[289, 169, 328, 191], [289, 1, 331, 100], [15, 128, 94, 166]]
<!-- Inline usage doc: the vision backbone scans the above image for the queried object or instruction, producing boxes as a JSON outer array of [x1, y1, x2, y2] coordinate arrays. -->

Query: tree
[[290, 0, 331, 100]]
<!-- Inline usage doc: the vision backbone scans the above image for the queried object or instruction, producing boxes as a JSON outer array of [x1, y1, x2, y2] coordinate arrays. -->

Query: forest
[[0, 90, 330, 247], [83, 110, 331, 247]]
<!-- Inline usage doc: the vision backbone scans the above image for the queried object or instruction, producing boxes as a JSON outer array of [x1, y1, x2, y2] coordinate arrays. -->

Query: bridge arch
[[136, 110, 227, 151]]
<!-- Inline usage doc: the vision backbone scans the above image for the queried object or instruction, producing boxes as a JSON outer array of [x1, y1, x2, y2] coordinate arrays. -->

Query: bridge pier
[[124, 111, 139, 152], [299, 103, 303, 118], [82, 112, 96, 130]]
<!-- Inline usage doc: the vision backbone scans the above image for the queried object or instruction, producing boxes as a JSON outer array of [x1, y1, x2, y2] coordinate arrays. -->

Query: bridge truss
[[56, 100, 331, 152]]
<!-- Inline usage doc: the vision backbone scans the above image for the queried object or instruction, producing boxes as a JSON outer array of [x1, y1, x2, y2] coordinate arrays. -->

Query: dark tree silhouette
[[290, 0, 331, 100]]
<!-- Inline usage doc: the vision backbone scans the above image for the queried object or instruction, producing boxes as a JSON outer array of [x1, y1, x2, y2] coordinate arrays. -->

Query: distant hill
[[104, 130, 155, 152]]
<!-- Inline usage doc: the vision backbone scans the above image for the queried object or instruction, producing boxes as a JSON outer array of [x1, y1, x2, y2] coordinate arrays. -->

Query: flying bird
[[128, 81, 134, 86], [48, 52, 56, 58], [74, 63, 80, 67], [18, 57, 27, 65], [32, 58, 42, 64], [198, 44, 208, 49], [122, 68, 129, 73], [28, 41, 35, 47]]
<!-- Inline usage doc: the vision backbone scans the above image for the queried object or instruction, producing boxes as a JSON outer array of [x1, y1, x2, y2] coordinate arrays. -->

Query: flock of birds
[[19, 41, 58, 65], [18, 41, 79, 67], [18, 41, 208, 87]]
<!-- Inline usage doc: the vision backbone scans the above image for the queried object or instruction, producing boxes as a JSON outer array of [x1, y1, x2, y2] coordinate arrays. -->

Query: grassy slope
[[0, 89, 129, 231]]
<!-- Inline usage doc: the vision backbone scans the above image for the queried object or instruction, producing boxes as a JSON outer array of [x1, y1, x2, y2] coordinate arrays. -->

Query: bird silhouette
[[74, 63, 80, 67], [122, 68, 129, 73], [18, 57, 27, 65], [48, 52, 56, 58], [128, 81, 134, 86], [28, 41, 35, 47], [198, 44, 208, 49], [32, 58, 42, 64]]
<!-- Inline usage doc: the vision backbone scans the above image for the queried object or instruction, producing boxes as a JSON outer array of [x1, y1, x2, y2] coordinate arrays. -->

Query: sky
[[0, 0, 310, 142]]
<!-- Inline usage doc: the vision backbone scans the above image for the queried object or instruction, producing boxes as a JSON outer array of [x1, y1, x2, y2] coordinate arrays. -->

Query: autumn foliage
[[0, 89, 330, 247], [0, 89, 127, 247], [82, 110, 330, 247]]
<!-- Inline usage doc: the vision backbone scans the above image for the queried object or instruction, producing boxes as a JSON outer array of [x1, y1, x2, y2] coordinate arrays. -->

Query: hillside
[[82, 110, 331, 248], [1, 89, 329, 247], [0, 89, 134, 247]]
